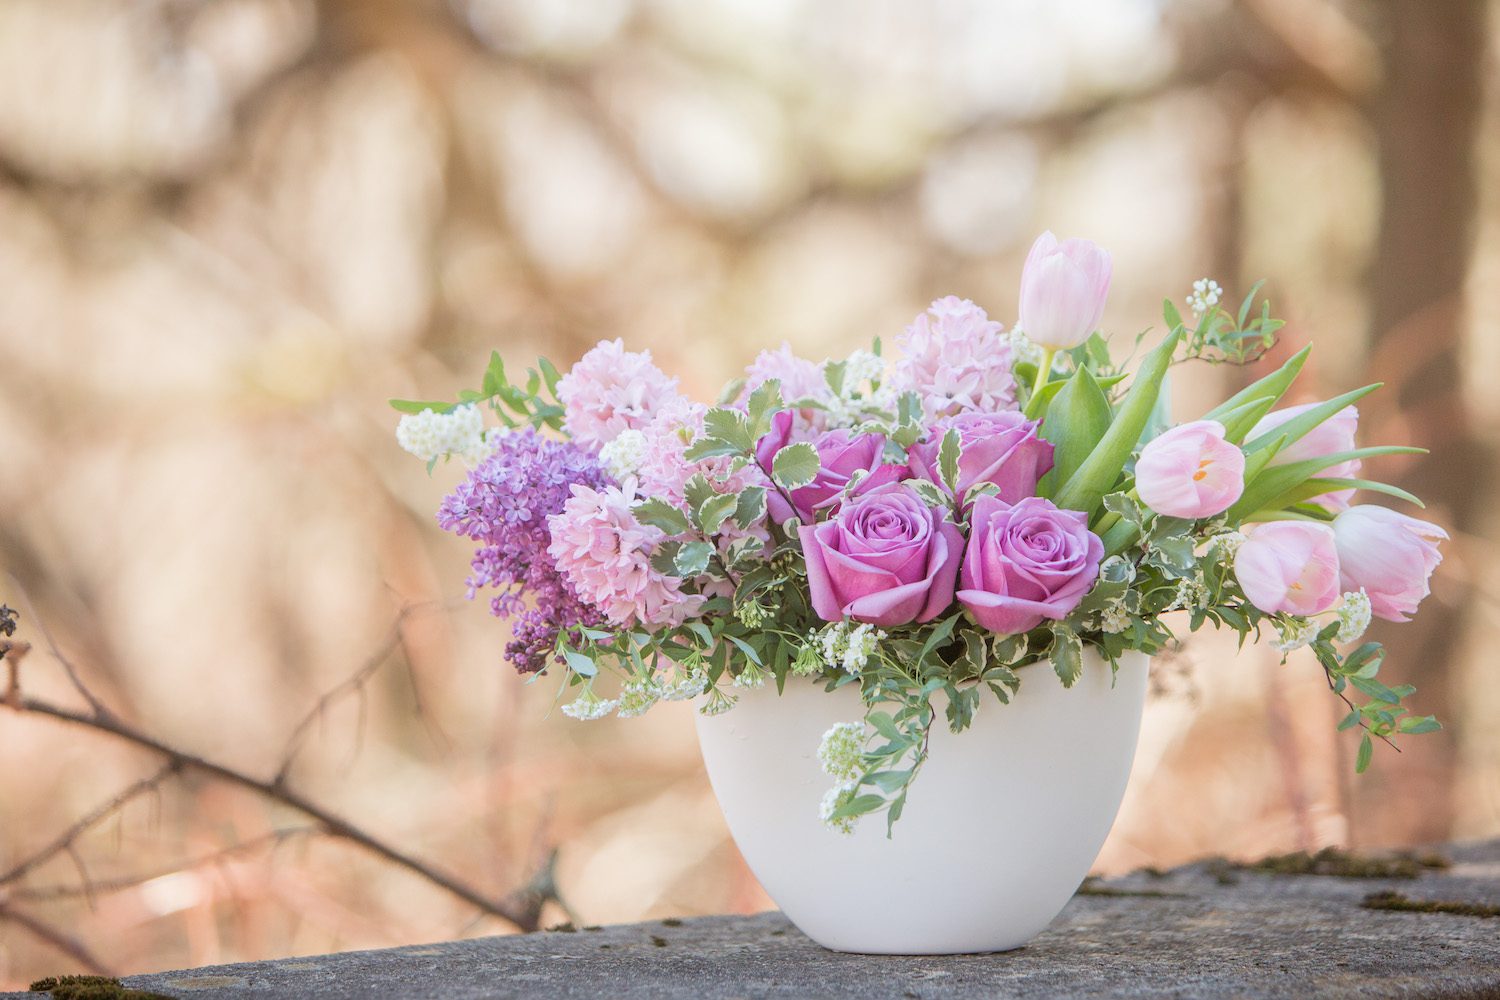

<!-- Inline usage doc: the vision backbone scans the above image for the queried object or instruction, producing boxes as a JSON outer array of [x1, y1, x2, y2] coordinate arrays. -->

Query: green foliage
[[1038, 365, 1112, 498], [390, 350, 565, 430]]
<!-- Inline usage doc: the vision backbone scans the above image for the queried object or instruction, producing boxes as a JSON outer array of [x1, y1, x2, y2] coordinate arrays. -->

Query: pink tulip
[[1018, 231, 1112, 350], [1332, 506, 1446, 622], [1250, 402, 1360, 511], [1135, 420, 1246, 519], [1234, 521, 1341, 616]]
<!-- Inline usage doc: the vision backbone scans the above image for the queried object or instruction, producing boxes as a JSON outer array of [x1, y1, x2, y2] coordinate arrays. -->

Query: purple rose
[[756, 410, 905, 523], [908, 411, 1054, 507], [802, 483, 964, 627], [957, 495, 1103, 635]]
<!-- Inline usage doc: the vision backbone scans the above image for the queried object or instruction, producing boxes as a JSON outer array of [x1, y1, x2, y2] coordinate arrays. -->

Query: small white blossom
[[1169, 577, 1209, 612], [1188, 278, 1223, 317], [1008, 327, 1045, 369], [1207, 530, 1247, 562], [616, 679, 661, 718], [1273, 618, 1319, 653], [561, 689, 618, 721], [1100, 602, 1131, 634], [699, 686, 737, 716], [819, 782, 859, 836], [659, 669, 707, 702], [814, 621, 886, 676], [1337, 590, 1372, 644], [732, 663, 767, 689], [817, 722, 865, 782], [842, 349, 886, 389], [396, 404, 488, 464], [599, 429, 649, 481]]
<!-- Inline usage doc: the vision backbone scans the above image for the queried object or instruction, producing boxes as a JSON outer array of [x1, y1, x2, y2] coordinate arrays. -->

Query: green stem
[[1023, 348, 1057, 420]]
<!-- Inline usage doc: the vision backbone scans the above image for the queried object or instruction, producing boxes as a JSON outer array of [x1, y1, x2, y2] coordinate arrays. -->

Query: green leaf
[[697, 493, 739, 535], [1039, 366, 1112, 499], [745, 380, 784, 439], [389, 398, 457, 415], [634, 498, 690, 535], [1214, 395, 1276, 445], [674, 541, 715, 577], [772, 442, 821, 490], [1054, 329, 1183, 516], [1399, 715, 1441, 735], [1162, 296, 1186, 333], [734, 486, 768, 530], [1242, 384, 1383, 456], [537, 357, 563, 397], [1050, 623, 1083, 688], [1355, 732, 1373, 773], [563, 649, 598, 677], [482, 350, 506, 397], [1336, 710, 1360, 732], [867, 711, 904, 742], [1229, 446, 1425, 522], [937, 428, 963, 494], [703, 407, 755, 452], [1202, 345, 1310, 425], [829, 794, 885, 821], [1265, 477, 1423, 510], [725, 634, 764, 666]]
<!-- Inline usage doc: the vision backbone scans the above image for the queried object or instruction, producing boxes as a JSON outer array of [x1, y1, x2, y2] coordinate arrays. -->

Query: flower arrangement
[[393, 232, 1444, 836]]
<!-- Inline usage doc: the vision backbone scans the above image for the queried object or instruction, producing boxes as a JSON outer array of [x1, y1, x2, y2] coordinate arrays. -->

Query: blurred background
[[1, 0, 1496, 985]]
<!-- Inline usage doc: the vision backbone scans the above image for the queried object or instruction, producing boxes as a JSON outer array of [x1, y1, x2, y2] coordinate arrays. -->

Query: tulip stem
[[1023, 348, 1057, 421]]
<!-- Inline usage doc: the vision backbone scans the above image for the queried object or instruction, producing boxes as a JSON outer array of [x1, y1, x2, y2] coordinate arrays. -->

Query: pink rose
[[1251, 402, 1361, 511], [1233, 521, 1341, 616], [1332, 505, 1447, 622], [1018, 231, 1112, 350], [1135, 420, 1246, 519], [801, 483, 963, 627], [957, 495, 1104, 635], [907, 411, 1054, 508], [756, 411, 904, 524]]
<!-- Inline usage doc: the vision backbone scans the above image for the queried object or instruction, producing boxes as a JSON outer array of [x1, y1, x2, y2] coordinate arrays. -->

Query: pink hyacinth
[[1233, 521, 1341, 617], [744, 343, 830, 406], [556, 339, 681, 448], [1018, 231, 1112, 350], [890, 296, 1017, 419], [1250, 402, 1361, 512], [1332, 505, 1447, 622], [547, 483, 703, 628], [1135, 420, 1246, 519]]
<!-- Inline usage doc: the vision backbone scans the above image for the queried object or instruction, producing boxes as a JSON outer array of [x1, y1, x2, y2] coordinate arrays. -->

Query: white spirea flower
[[1207, 530, 1247, 562], [842, 349, 886, 389], [1169, 577, 1209, 612], [1188, 278, 1223, 317], [1337, 589, 1372, 643], [1008, 326, 1045, 369], [699, 687, 737, 716], [1100, 602, 1131, 634], [616, 679, 661, 718], [659, 670, 707, 702], [561, 689, 618, 721], [599, 428, 649, 481], [1273, 618, 1319, 653], [396, 404, 487, 463], [819, 783, 858, 836], [817, 722, 865, 781], [732, 663, 767, 689], [842, 623, 885, 674]]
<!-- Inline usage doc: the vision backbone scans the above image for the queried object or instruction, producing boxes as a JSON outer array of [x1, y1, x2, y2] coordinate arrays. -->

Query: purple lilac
[[437, 429, 610, 673]]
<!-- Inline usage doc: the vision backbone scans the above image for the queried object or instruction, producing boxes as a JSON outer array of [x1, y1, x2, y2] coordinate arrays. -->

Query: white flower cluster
[[1099, 601, 1131, 634], [616, 679, 660, 719], [823, 349, 895, 427], [1337, 589, 1372, 644], [1168, 576, 1209, 612], [1273, 617, 1319, 653], [1207, 530, 1247, 562], [1188, 278, 1223, 317], [817, 721, 865, 782], [599, 428, 648, 481], [659, 669, 708, 702], [819, 783, 858, 836], [396, 404, 494, 464], [1008, 326, 1045, 369], [814, 621, 886, 676], [561, 688, 617, 721]]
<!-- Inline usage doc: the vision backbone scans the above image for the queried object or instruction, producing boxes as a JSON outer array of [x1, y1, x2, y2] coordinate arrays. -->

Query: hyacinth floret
[[891, 296, 1017, 418], [437, 428, 610, 673]]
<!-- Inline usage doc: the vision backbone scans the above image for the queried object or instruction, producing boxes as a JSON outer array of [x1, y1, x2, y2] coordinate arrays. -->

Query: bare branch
[[0, 901, 111, 976]]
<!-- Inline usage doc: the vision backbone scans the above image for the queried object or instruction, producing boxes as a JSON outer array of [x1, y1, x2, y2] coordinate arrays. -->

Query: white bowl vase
[[695, 648, 1149, 955]]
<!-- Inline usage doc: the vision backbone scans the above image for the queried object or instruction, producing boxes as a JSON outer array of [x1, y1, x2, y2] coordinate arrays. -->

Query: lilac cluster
[[437, 429, 610, 673]]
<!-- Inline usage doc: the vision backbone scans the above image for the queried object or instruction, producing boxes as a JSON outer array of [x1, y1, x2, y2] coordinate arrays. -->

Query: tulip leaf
[[771, 442, 821, 490], [1029, 371, 1127, 413], [1202, 345, 1310, 428], [1213, 395, 1277, 445], [1053, 329, 1182, 516], [1039, 366, 1112, 499], [1265, 477, 1424, 511], [1228, 445, 1426, 522], [1241, 383, 1382, 456]]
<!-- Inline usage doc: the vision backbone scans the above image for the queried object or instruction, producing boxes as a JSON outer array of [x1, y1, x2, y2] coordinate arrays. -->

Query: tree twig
[[0, 901, 111, 975]]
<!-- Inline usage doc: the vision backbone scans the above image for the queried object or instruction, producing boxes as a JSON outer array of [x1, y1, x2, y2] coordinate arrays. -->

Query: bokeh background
[[1, 0, 1497, 985]]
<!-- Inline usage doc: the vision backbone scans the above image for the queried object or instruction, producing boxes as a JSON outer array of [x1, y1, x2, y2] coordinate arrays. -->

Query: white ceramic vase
[[695, 648, 1149, 955]]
